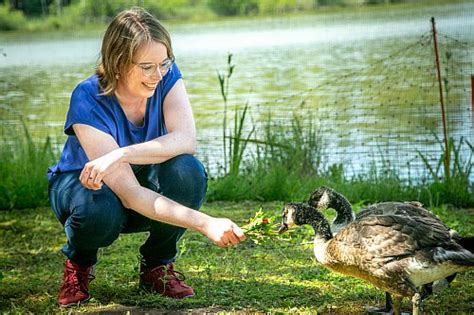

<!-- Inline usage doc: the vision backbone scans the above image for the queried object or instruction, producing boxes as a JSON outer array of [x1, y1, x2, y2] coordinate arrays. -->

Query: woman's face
[[117, 41, 170, 99]]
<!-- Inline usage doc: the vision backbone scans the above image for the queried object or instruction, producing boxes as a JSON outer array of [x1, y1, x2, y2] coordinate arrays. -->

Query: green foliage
[[417, 136, 474, 207], [217, 53, 235, 174], [0, 203, 473, 313], [258, 0, 316, 14], [317, 0, 345, 6], [228, 102, 255, 176], [207, 0, 258, 16], [1, 0, 464, 31], [78, 0, 140, 23], [0, 122, 58, 210], [0, 4, 27, 31]]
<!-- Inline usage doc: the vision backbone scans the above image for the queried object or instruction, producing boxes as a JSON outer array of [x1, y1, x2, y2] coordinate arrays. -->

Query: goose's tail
[[453, 235, 474, 253]]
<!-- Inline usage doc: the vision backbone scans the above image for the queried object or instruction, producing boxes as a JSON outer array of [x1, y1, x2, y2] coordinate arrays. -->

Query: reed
[[207, 57, 473, 207], [0, 121, 58, 209]]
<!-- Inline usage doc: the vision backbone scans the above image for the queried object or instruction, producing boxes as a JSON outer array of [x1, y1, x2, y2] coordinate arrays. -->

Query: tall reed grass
[[0, 122, 58, 210], [207, 110, 473, 206], [206, 57, 474, 207]]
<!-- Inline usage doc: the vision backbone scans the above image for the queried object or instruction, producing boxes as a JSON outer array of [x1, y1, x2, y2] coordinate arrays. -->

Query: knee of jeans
[[160, 154, 207, 209], [67, 190, 125, 249]]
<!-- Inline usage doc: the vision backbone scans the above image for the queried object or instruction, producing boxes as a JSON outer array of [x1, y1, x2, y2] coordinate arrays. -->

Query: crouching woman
[[47, 7, 245, 307]]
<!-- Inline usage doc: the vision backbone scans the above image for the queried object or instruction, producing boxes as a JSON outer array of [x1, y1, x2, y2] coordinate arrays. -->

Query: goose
[[307, 186, 474, 251], [307, 186, 474, 312], [278, 202, 474, 315]]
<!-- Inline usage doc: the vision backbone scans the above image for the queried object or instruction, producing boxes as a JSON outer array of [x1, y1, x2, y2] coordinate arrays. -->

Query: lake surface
[[1, 2, 473, 180]]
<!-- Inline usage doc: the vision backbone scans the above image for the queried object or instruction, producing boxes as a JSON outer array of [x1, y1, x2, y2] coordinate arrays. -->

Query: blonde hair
[[96, 7, 174, 96]]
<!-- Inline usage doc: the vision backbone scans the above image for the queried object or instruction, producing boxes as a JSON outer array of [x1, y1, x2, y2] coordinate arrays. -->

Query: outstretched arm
[[73, 123, 245, 247]]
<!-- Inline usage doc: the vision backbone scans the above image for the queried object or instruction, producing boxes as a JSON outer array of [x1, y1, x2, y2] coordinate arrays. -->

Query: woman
[[48, 7, 245, 307]]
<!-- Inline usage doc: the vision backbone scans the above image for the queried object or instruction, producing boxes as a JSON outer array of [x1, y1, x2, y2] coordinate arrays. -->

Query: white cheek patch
[[287, 207, 296, 226], [317, 191, 330, 209]]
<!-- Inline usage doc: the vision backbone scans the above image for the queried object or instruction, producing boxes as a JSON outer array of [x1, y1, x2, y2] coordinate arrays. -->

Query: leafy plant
[[241, 208, 279, 244]]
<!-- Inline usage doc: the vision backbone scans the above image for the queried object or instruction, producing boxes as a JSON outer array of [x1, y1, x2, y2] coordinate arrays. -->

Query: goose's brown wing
[[327, 215, 471, 268], [356, 202, 443, 223]]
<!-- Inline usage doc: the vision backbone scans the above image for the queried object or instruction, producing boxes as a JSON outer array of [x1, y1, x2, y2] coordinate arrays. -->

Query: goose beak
[[277, 223, 288, 234]]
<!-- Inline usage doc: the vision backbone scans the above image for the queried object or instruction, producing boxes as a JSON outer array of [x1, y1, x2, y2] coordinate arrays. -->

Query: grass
[[0, 201, 473, 313], [206, 108, 474, 207], [0, 121, 58, 210], [1, 104, 472, 210]]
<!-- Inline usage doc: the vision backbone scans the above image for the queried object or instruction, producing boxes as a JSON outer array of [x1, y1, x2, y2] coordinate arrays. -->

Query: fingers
[[79, 164, 103, 190], [215, 221, 247, 248], [232, 224, 246, 241]]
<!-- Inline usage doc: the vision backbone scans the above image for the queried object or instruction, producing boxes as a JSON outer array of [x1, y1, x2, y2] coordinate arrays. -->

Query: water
[[1, 2, 473, 179]]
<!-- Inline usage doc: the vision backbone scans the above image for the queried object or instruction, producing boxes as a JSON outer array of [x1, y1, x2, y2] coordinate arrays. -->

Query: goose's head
[[307, 186, 354, 231], [277, 202, 300, 234], [278, 202, 334, 240], [307, 186, 338, 210]]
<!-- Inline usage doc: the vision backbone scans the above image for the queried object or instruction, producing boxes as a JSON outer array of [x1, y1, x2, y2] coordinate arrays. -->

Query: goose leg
[[392, 296, 402, 315], [412, 293, 422, 315], [366, 292, 393, 314], [385, 292, 393, 312]]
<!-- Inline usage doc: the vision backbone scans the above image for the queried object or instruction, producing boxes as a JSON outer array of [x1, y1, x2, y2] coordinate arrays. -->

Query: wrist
[[194, 212, 212, 235], [116, 147, 128, 163]]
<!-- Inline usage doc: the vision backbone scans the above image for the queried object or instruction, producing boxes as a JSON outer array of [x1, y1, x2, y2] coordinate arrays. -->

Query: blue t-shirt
[[48, 63, 182, 181]]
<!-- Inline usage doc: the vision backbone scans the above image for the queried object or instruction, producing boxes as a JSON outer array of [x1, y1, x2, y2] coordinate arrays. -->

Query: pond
[[0, 2, 473, 179]]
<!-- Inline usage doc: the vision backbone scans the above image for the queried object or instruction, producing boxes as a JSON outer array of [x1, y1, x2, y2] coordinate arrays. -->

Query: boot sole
[[59, 296, 91, 308], [139, 282, 194, 299]]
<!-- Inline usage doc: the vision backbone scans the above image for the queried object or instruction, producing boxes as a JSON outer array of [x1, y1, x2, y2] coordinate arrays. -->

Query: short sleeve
[[160, 62, 182, 100], [64, 78, 112, 136]]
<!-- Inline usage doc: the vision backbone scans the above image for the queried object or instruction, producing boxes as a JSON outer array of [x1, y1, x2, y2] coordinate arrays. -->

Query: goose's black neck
[[295, 203, 333, 241], [328, 190, 353, 226]]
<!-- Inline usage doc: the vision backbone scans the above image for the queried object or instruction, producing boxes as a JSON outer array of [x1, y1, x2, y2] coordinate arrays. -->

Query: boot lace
[[150, 264, 186, 287], [64, 265, 95, 294]]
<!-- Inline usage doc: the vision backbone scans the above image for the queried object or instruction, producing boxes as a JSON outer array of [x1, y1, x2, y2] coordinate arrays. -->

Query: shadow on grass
[[83, 277, 337, 312], [1, 205, 473, 313]]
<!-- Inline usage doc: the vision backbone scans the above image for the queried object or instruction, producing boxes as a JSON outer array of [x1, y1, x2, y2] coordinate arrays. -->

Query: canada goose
[[278, 202, 474, 315], [307, 186, 474, 251], [307, 186, 474, 312]]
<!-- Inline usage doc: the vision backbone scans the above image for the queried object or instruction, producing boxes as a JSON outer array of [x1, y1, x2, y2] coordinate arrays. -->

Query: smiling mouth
[[142, 82, 158, 90]]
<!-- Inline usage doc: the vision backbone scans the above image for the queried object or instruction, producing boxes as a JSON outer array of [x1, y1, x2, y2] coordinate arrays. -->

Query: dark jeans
[[49, 154, 207, 267]]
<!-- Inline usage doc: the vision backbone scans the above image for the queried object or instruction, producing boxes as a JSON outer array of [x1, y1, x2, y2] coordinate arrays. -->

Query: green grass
[[0, 122, 58, 210], [1, 111, 471, 210], [206, 109, 473, 207], [0, 201, 473, 313]]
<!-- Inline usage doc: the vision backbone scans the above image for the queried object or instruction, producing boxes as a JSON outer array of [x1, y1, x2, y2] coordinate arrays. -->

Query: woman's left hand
[[79, 148, 124, 190]]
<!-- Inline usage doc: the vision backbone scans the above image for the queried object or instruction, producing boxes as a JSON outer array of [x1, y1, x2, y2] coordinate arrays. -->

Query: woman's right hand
[[201, 217, 246, 247]]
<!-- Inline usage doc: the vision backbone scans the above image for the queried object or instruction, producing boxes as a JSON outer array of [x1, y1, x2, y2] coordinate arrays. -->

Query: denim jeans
[[49, 154, 207, 267]]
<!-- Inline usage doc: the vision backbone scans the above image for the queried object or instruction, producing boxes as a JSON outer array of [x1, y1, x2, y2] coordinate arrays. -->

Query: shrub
[[0, 4, 27, 31], [207, 0, 258, 16]]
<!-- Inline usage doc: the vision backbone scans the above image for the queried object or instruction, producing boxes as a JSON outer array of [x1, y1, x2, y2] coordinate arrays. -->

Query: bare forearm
[[119, 132, 196, 165], [123, 185, 208, 233]]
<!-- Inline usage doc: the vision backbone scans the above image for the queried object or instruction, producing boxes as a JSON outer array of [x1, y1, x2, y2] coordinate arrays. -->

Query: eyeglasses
[[133, 57, 174, 77]]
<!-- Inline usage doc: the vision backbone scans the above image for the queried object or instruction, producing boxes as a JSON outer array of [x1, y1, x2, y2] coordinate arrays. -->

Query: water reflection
[[0, 2, 473, 180]]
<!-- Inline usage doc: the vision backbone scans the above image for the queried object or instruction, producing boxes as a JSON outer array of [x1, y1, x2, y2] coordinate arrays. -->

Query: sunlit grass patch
[[1, 202, 473, 313]]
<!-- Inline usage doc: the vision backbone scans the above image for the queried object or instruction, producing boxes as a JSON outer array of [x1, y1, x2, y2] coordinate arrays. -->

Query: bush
[[207, 0, 258, 16], [0, 4, 27, 31], [258, 0, 316, 14]]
